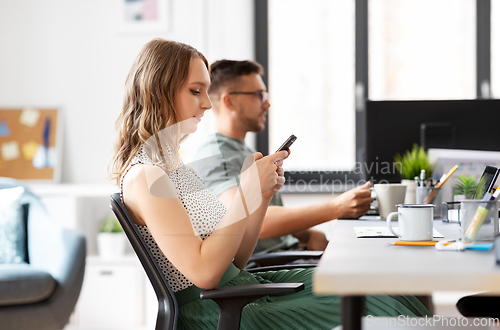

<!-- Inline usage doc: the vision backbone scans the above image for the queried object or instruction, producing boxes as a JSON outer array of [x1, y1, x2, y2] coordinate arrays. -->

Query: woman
[[111, 38, 431, 329]]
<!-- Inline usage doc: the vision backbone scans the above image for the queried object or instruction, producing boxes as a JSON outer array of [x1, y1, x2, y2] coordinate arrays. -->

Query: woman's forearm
[[195, 188, 251, 287], [232, 195, 272, 268]]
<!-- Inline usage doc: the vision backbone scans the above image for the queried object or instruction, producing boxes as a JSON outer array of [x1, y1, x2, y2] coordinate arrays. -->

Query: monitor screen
[[362, 99, 500, 183]]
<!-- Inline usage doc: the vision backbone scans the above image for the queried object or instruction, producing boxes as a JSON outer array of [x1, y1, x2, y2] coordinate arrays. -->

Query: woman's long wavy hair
[[110, 38, 208, 185]]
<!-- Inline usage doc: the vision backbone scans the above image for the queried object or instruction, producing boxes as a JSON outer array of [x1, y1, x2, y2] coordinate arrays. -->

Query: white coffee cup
[[387, 204, 435, 241], [374, 184, 407, 219]]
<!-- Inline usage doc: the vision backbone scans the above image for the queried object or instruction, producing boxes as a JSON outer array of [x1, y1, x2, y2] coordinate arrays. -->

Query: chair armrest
[[247, 250, 323, 267], [200, 283, 304, 300], [200, 283, 304, 330], [246, 264, 316, 272]]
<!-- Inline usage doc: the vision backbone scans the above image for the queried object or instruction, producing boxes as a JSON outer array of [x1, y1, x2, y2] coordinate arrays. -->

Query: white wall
[[0, 0, 254, 184]]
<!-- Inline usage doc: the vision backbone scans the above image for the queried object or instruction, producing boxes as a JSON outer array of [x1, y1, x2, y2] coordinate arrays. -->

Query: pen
[[423, 165, 458, 204], [42, 116, 51, 168], [420, 170, 426, 187]]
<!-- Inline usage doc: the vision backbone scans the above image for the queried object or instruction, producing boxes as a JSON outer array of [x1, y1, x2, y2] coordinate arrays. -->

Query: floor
[[64, 292, 469, 330]]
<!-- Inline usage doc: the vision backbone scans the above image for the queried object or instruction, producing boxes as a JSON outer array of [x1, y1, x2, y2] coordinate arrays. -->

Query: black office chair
[[247, 250, 322, 268], [110, 193, 304, 330]]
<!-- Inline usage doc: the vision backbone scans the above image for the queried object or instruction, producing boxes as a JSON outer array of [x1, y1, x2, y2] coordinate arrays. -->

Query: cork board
[[0, 108, 61, 181]]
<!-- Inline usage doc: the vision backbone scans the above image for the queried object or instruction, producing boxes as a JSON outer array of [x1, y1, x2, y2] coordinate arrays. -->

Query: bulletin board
[[0, 108, 61, 181]]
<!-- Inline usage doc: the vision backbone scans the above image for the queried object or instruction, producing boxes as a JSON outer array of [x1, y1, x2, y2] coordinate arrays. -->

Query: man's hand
[[328, 181, 374, 219]]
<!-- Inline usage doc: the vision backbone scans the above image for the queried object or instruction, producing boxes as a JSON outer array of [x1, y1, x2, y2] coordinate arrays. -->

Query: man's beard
[[239, 109, 266, 133]]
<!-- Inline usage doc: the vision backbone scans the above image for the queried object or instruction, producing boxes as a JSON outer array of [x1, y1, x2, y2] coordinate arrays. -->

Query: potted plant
[[97, 214, 126, 259], [394, 144, 435, 204], [452, 175, 477, 201]]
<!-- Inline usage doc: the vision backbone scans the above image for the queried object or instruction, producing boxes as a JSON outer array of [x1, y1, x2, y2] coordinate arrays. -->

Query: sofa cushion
[[0, 264, 56, 306], [0, 186, 27, 263]]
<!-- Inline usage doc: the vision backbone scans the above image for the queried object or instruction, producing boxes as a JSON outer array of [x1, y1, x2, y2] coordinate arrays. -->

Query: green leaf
[[452, 175, 477, 198], [99, 214, 124, 233], [393, 144, 435, 180]]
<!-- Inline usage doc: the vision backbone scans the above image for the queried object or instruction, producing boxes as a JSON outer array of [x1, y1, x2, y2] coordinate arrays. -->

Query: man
[[191, 60, 373, 253]]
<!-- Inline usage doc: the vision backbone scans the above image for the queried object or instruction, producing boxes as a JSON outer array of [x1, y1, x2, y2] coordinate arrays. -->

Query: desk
[[313, 219, 500, 330]]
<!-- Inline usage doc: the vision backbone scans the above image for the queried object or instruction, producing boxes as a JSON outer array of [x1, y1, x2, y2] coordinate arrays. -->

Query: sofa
[[0, 177, 86, 330]]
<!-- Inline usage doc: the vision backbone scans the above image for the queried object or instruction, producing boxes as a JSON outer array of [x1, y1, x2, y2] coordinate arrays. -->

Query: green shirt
[[191, 133, 297, 253]]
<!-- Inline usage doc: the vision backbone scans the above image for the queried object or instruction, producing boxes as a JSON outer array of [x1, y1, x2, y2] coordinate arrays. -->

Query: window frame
[[255, 0, 491, 191]]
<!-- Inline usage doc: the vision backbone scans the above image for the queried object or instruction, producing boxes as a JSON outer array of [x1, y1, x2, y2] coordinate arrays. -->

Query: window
[[492, 0, 500, 97], [259, 0, 490, 188], [268, 0, 355, 173], [369, 0, 476, 100]]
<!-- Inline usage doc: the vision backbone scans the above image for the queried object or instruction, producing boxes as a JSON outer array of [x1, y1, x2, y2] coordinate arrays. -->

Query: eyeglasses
[[228, 91, 268, 104]]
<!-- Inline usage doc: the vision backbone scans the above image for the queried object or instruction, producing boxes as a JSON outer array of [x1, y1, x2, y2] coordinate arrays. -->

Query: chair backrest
[[110, 193, 178, 330]]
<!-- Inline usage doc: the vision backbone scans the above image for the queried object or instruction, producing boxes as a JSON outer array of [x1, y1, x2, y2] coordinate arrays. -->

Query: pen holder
[[460, 200, 499, 243], [416, 187, 442, 219], [441, 202, 460, 223], [416, 186, 431, 204]]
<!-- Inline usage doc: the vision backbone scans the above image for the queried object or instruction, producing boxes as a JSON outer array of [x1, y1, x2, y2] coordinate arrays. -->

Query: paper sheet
[[354, 227, 444, 238]]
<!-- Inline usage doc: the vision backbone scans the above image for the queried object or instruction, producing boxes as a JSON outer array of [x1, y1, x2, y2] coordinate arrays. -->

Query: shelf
[[27, 183, 118, 197]]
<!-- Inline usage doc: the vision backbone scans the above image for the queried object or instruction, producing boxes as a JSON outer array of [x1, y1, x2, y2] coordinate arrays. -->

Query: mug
[[374, 184, 407, 219], [387, 204, 434, 241]]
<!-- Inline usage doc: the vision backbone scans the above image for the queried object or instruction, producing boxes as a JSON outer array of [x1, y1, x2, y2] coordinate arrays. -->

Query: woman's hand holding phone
[[239, 150, 288, 208], [274, 134, 295, 169], [256, 151, 288, 199], [240, 135, 295, 202]]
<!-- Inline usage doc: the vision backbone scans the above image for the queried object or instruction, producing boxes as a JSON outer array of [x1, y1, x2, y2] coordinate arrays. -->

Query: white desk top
[[313, 219, 500, 296]]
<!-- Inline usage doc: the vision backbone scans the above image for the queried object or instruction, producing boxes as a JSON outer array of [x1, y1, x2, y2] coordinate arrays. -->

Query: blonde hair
[[110, 38, 208, 185]]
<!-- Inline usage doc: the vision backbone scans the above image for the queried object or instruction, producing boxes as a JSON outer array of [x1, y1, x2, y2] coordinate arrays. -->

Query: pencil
[[389, 241, 471, 247], [389, 241, 438, 246], [423, 165, 458, 204]]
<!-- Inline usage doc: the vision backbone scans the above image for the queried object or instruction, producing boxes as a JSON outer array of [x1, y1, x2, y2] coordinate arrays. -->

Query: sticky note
[[19, 107, 41, 127], [1, 141, 20, 161], [0, 120, 10, 136], [21, 140, 38, 161]]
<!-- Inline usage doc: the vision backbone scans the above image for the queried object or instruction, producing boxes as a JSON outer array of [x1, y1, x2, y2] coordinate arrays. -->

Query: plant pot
[[453, 195, 466, 202], [401, 179, 417, 204], [97, 233, 126, 259]]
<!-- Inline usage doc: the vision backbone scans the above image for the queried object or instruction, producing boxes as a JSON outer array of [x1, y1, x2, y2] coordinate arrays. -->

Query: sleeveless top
[[120, 146, 228, 292]]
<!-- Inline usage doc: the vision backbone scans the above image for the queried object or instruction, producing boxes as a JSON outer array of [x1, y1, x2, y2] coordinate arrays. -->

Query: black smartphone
[[275, 134, 297, 153], [473, 165, 500, 199]]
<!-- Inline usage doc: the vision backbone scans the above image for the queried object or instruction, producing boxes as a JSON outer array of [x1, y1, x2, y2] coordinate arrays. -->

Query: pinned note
[[21, 141, 38, 161], [0, 120, 10, 136], [1, 141, 20, 161], [32, 145, 56, 169], [19, 107, 41, 128]]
